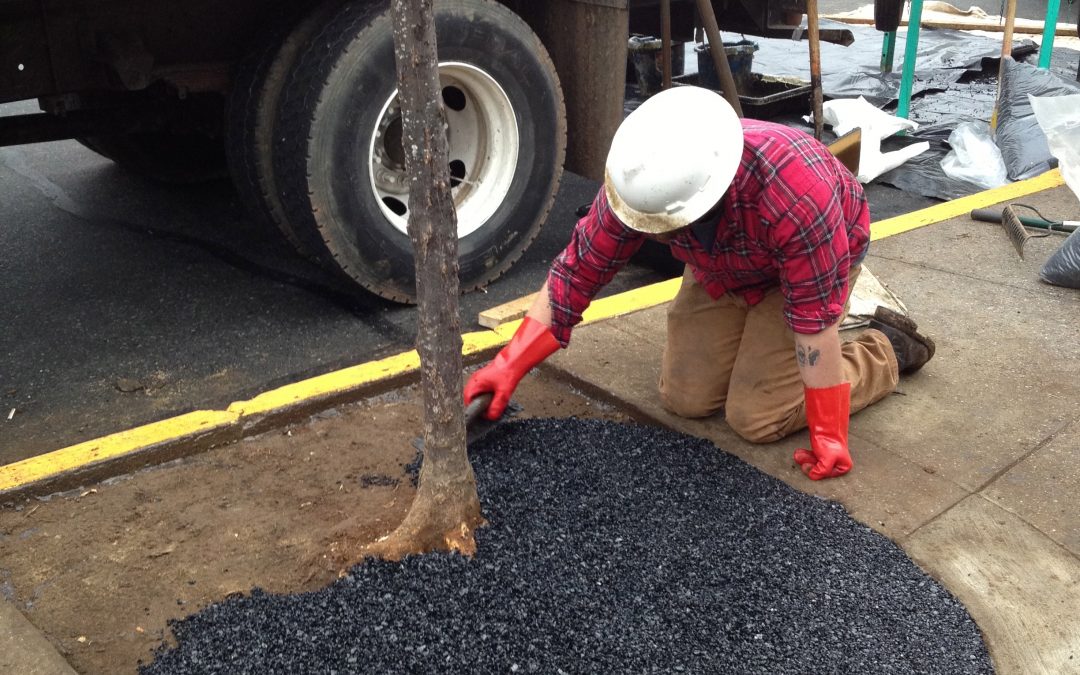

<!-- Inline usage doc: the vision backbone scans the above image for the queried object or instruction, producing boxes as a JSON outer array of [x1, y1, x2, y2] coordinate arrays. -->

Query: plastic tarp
[[676, 21, 1078, 201], [875, 59, 1080, 200], [1031, 93, 1080, 288], [719, 22, 1037, 105], [820, 98, 930, 182], [1031, 93, 1080, 204], [996, 58, 1080, 181]]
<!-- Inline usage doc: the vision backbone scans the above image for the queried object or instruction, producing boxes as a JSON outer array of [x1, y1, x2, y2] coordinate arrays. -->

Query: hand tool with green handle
[[970, 207, 1079, 233]]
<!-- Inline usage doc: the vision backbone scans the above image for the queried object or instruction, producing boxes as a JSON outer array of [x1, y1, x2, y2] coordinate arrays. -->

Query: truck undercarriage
[[0, 0, 809, 300]]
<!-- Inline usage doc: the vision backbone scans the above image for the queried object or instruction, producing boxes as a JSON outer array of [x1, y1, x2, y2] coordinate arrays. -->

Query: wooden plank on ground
[[478, 293, 537, 329], [823, 14, 1077, 35]]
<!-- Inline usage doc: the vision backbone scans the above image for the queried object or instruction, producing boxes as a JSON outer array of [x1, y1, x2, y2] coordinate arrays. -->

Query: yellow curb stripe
[[0, 281, 683, 493], [229, 324, 519, 417], [2, 170, 1068, 492], [0, 411, 236, 493], [581, 277, 683, 324], [871, 169, 1064, 241], [229, 352, 422, 417]]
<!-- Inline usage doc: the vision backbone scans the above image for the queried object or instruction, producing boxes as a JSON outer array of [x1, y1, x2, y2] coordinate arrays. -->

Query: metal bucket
[[628, 35, 685, 97]]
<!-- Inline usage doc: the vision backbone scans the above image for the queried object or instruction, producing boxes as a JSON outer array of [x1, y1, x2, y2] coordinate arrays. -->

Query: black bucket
[[874, 0, 905, 32]]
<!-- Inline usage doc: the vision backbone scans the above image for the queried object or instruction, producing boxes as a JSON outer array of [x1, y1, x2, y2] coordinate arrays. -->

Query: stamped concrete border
[[0, 597, 77, 675]]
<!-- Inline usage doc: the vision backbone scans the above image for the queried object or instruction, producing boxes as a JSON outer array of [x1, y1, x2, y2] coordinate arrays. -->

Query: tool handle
[[971, 207, 1068, 231], [970, 208, 1005, 224], [464, 393, 495, 428]]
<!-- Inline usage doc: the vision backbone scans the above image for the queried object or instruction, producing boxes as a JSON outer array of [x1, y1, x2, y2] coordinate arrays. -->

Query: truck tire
[[78, 131, 227, 184], [275, 0, 567, 302], [225, 4, 340, 261]]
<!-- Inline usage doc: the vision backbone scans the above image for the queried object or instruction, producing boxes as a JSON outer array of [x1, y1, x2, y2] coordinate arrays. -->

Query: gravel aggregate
[[142, 418, 993, 674]]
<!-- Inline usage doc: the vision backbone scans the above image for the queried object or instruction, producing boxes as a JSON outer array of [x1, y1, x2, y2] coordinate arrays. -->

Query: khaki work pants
[[659, 265, 899, 443]]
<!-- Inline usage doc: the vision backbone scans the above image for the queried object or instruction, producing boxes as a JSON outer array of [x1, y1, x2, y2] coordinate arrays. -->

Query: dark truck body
[[0, 0, 806, 298]]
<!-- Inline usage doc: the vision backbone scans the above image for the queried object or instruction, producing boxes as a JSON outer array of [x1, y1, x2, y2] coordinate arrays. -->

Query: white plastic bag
[[1031, 94, 1080, 288], [1030, 93, 1080, 206], [819, 97, 930, 183], [822, 96, 915, 138], [939, 122, 1009, 189]]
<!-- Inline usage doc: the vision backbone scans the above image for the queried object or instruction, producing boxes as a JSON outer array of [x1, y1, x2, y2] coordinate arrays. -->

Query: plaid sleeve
[[768, 179, 853, 334], [546, 188, 645, 346]]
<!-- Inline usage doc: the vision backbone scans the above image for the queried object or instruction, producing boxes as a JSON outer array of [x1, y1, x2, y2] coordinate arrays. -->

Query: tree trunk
[[361, 0, 483, 562]]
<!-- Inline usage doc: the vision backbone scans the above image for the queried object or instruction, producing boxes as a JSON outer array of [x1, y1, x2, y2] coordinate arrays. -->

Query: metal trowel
[[410, 392, 516, 453]]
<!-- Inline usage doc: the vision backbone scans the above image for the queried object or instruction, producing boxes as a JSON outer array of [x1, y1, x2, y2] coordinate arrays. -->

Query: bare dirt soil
[[0, 372, 628, 674]]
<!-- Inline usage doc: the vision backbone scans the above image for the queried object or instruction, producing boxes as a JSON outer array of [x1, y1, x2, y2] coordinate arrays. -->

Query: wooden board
[[478, 293, 538, 329], [823, 14, 1078, 36]]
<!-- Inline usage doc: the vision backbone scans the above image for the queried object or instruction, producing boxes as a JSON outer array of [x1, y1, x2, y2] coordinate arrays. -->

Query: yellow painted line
[[2, 169, 1068, 493], [871, 169, 1064, 241], [230, 351, 422, 417], [229, 325, 516, 417], [0, 411, 236, 493], [581, 277, 683, 324], [1, 329, 519, 492]]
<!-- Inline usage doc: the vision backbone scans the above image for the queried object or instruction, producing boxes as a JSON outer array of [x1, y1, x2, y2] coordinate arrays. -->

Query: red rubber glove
[[464, 317, 560, 421], [793, 382, 853, 480]]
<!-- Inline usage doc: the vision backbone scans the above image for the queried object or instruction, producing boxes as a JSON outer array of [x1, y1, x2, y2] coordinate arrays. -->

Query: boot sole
[[872, 307, 935, 360]]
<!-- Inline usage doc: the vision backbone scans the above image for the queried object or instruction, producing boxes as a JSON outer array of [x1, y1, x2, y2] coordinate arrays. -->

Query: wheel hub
[[369, 62, 520, 238]]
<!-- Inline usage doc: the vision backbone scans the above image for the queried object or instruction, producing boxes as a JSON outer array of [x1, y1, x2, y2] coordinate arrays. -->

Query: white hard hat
[[604, 86, 743, 234]]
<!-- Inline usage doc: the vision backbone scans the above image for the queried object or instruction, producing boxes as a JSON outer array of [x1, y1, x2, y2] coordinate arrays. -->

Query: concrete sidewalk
[[0, 598, 76, 675], [542, 184, 1080, 674]]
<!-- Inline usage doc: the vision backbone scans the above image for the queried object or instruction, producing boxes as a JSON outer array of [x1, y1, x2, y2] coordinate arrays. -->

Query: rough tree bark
[[360, 0, 483, 562]]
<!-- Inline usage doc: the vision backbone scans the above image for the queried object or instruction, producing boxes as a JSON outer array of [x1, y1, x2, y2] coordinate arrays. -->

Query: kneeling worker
[[465, 86, 934, 481]]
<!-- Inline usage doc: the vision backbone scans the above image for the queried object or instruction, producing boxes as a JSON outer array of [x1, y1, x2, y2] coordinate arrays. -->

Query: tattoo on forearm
[[796, 345, 821, 367]]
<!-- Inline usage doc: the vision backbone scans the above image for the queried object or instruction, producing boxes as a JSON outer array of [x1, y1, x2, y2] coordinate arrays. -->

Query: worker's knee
[[724, 400, 791, 444], [659, 387, 721, 419]]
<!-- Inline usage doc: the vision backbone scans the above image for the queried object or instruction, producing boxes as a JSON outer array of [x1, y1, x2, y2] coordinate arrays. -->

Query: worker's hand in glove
[[793, 382, 853, 480], [464, 316, 561, 421]]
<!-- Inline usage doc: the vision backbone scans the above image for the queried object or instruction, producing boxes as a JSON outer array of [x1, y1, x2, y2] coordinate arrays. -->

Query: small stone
[[115, 378, 145, 393]]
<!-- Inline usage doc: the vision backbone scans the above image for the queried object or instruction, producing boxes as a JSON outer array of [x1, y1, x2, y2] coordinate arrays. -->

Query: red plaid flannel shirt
[[547, 119, 870, 346]]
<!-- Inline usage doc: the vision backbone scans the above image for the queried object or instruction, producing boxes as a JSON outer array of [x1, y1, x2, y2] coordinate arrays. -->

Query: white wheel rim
[[368, 61, 520, 239]]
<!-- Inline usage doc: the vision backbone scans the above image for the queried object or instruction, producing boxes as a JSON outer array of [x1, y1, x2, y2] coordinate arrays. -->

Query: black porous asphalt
[[142, 419, 993, 674]]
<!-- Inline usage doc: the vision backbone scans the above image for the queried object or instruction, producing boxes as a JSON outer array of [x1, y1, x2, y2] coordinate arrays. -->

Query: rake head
[[1001, 204, 1031, 259]]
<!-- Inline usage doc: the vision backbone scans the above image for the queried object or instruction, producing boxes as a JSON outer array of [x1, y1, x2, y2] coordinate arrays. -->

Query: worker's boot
[[868, 306, 935, 374]]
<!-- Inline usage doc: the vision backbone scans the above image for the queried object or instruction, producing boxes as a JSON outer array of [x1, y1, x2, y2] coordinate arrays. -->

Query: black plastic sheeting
[[996, 57, 1080, 180], [720, 21, 1036, 105], [632, 23, 1078, 201], [878, 58, 1080, 200], [142, 419, 993, 675], [709, 22, 1080, 201]]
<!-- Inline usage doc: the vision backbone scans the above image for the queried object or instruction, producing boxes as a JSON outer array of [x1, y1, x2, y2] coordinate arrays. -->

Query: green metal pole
[[896, 0, 923, 119], [1038, 0, 1061, 69], [881, 30, 897, 73]]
